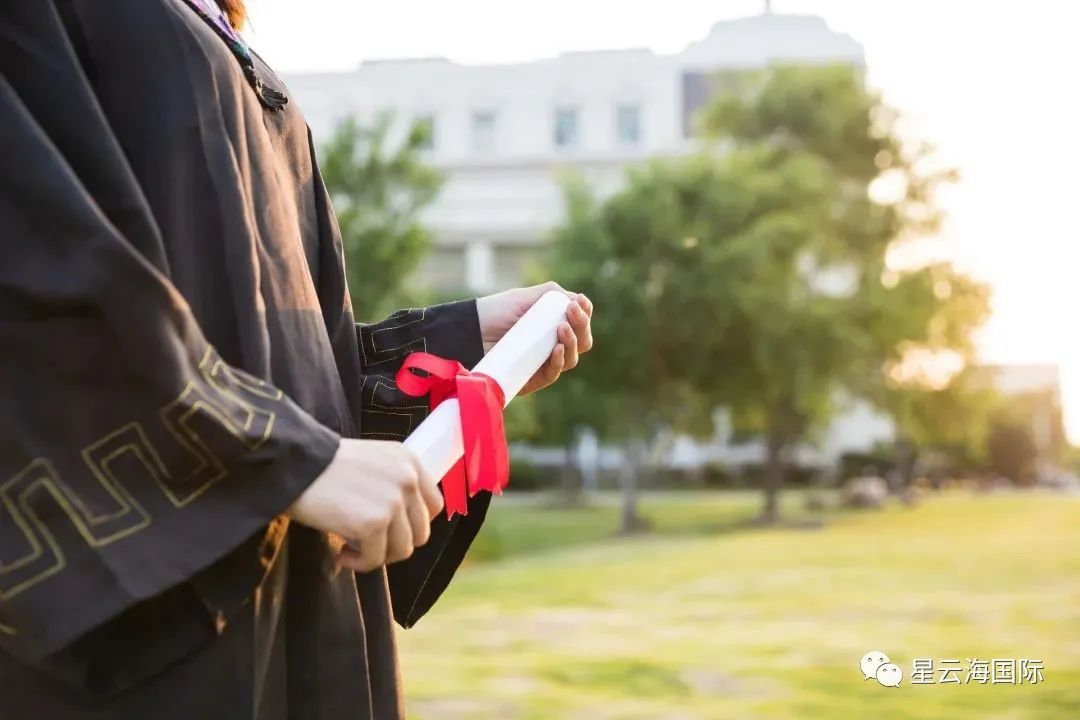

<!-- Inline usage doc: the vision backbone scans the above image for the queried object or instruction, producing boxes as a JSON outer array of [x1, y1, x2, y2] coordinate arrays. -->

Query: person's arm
[[348, 287, 593, 627], [0, 0, 463, 662], [346, 301, 492, 626], [0, 3, 346, 661], [352, 300, 488, 440]]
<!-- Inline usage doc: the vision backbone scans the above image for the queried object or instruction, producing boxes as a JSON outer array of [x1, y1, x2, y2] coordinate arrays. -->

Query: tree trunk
[[761, 431, 786, 524], [892, 437, 914, 491], [619, 437, 647, 534], [894, 436, 918, 506]]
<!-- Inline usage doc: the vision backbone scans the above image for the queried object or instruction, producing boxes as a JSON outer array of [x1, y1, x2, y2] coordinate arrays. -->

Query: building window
[[472, 110, 497, 153], [616, 104, 641, 146], [554, 107, 579, 149], [414, 113, 435, 151], [493, 244, 538, 290], [417, 245, 467, 292]]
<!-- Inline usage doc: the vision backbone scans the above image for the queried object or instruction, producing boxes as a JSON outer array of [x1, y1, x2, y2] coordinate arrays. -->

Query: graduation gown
[[0, 1, 490, 717]]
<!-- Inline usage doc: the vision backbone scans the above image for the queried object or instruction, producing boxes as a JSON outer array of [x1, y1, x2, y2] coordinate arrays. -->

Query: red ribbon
[[395, 353, 509, 518]]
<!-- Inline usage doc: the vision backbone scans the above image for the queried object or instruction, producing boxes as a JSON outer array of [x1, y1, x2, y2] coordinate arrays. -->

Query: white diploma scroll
[[404, 290, 572, 484]]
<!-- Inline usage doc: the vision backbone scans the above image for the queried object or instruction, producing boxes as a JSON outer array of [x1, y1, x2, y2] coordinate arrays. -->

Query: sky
[[246, 0, 1080, 440]]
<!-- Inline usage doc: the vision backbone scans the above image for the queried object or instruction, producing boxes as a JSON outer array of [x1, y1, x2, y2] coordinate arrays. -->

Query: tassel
[[181, 0, 289, 112], [244, 66, 289, 111]]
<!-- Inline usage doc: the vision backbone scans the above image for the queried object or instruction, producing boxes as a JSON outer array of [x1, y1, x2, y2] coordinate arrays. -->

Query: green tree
[[537, 180, 710, 528], [987, 421, 1038, 484], [319, 114, 442, 320], [544, 65, 989, 524], [884, 368, 1000, 477]]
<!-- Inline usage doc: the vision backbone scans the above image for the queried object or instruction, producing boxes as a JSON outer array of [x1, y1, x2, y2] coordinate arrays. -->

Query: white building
[[286, 11, 865, 294], [979, 363, 1064, 462], [286, 11, 893, 470]]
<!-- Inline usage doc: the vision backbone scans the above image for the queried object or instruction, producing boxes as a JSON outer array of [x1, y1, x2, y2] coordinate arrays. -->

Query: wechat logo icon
[[861, 650, 902, 687]]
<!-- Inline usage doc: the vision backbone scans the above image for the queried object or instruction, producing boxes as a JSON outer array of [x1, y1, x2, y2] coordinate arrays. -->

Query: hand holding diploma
[[395, 284, 593, 517], [288, 283, 593, 572], [475, 282, 594, 396]]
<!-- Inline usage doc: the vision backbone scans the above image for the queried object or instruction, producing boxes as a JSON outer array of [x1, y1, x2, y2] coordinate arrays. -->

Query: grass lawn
[[399, 490, 1080, 719]]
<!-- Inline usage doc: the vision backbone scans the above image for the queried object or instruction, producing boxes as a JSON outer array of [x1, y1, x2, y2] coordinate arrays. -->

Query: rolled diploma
[[404, 290, 572, 484]]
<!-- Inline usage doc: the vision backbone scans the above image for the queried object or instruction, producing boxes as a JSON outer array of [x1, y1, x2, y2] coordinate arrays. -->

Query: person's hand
[[286, 438, 443, 572], [475, 281, 594, 395]]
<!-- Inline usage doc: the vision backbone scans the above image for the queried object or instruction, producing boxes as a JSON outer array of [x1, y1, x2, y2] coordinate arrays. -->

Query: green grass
[[399, 491, 1080, 719], [466, 489, 835, 562]]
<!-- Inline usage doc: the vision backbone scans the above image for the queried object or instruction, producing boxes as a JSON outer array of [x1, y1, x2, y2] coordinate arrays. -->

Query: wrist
[[474, 293, 498, 350]]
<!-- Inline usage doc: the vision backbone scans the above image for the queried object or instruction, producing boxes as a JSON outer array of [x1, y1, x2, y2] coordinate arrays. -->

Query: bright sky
[[247, 0, 1080, 440]]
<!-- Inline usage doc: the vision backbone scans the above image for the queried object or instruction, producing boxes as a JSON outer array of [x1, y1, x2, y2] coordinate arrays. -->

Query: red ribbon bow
[[395, 352, 509, 518]]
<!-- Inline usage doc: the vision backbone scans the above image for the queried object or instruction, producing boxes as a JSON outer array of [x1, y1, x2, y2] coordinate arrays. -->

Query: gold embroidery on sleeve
[[357, 311, 437, 439], [357, 376, 428, 441], [0, 460, 68, 601], [158, 382, 232, 507], [74, 424, 158, 545], [0, 349, 285, 601], [157, 350, 278, 507], [358, 308, 428, 369]]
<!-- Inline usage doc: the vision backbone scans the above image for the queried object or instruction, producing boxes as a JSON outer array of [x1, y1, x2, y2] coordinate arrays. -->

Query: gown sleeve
[[352, 302, 493, 628], [0, 4, 339, 659]]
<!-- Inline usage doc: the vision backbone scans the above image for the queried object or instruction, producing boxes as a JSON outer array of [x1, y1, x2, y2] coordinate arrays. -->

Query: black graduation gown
[[0, 1, 490, 718]]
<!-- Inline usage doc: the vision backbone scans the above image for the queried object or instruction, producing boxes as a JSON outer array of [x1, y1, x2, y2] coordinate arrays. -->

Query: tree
[[700, 65, 991, 519], [319, 114, 442, 320], [884, 368, 1000, 479], [537, 180, 713, 529], [983, 389, 1065, 484], [544, 65, 989, 524], [987, 421, 1038, 484]]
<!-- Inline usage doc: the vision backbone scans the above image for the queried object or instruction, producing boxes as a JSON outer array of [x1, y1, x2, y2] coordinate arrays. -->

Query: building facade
[[284, 15, 1066, 474], [980, 363, 1065, 467], [285, 12, 865, 294], [286, 13, 914, 470]]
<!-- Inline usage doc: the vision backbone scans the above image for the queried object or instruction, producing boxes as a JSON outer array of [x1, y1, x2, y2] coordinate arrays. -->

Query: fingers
[[531, 281, 592, 311], [485, 285, 593, 398], [352, 515, 388, 573], [336, 482, 436, 573], [541, 343, 565, 387], [334, 544, 363, 573], [558, 321, 579, 371], [568, 298, 593, 354], [537, 280, 567, 298], [576, 293, 594, 318], [405, 484, 433, 548], [293, 439, 450, 575], [412, 454, 445, 519], [342, 501, 415, 573], [528, 283, 593, 322], [384, 501, 414, 565]]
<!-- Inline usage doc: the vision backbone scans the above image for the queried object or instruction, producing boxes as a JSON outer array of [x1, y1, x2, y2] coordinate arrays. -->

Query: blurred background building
[[978, 363, 1065, 471], [283, 10, 1064, 473], [286, 10, 864, 295], [252, 5, 1080, 713]]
